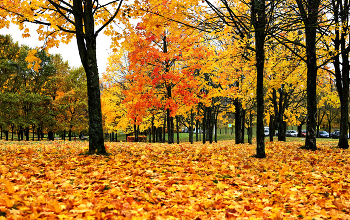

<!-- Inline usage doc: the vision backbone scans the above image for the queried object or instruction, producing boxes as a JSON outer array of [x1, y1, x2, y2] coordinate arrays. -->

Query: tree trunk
[[11, 125, 14, 141], [252, 0, 266, 158], [48, 131, 54, 141], [296, 0, 320, 151], [214, 111, 218, 143], [73, 0, 105, 154], [25, 127, 29, 141], [32, 125, 35, 141], [297, 125, 302, 137], [269, 114, 274, 142], [134, 124, 138, 142], [248, 111, 253, 144], [235, 99, 242, 144], [241, 109, 246, 143], [208, 107, 213, 143], [202, 107, 206, 144], [176, 116, 179, 144], [196, 114, 199, 142], [37, 126, 40, 141], [5, 131, 8, 141], [278, 86, 286, 142], [163, 115, 166, 143], [190, 109, 194, 144], [69, 129, 72, 141]]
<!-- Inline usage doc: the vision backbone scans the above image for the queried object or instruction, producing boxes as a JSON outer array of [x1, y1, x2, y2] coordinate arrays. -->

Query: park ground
[[0, 138, 349, 219]]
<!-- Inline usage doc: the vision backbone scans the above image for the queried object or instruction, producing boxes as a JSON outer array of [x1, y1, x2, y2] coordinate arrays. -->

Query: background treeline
[[0, 35, 88, 141], [100, 0, 341, 146]]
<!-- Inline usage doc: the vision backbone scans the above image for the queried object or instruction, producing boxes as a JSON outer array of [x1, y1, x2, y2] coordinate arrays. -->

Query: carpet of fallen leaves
[[0, 140, 350, 219]]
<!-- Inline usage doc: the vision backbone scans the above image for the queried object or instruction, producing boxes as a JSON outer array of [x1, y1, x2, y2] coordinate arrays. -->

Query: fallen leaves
[[0, 140, 349, 219]]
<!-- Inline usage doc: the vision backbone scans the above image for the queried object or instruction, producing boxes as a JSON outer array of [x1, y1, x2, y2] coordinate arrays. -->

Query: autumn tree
[[201, 0, 281, 157], [0, 0, 127, 153], [54, 65, 89, 141], [327, 0, 350, 149]]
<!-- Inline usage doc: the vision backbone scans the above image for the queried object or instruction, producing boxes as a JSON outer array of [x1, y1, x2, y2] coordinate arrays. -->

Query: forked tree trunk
[[73, 0, 105, 154]]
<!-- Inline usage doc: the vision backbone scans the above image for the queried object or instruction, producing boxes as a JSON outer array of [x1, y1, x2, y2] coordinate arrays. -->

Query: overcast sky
[[0, 23, 112, 74]]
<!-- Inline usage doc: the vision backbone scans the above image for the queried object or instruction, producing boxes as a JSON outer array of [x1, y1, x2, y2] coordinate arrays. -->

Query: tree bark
[[331, 0, 349, 149], [163, 115, 166, 143], [252, 0, 266, 158], [278, 87, 286, 141], [296, 0, 320, 151], [202, 107, 206, 144], [248, 111, 253, 144], [235, 99, 243, 144], [176, 115, 179, 144], [190, 109, 194, 144], [73, 0, 105, 154], [241, 108, 246, 143]]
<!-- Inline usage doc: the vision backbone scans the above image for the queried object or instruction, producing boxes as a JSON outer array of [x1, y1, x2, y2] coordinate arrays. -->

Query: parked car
[[330, 131, 340, 139], [318, 131, 329, 138], [301, 130, 306, 137], [330, 131, 349, 139], [286, 130, 298, 137]]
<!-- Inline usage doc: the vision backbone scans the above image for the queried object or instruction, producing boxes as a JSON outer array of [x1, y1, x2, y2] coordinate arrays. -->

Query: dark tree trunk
[[48, 131, 54, 141], [190, 109, 194, 144], [20, 126, 23, 141], [166, 108, 174, 144], [32, 125, 35, 141], [148, 128, 151, 142], [69, 129, 72, 141], [208, 107, 213, 143], [25, 127, 29, 141], [278, 86, 286, 142], [63, 129, 66, 141], [248, 111, 253, 144], [252, 0, 266, 158], [176, 116, 179, 144], [73, 0, 105, 154], [202, 107, 206, 144], [331, 0, 349, 149], [241, 109, 246, 143], [296, 0, 320, 151], [11, 125, 14, 141], [297, 125, 302, 137], [0, 126, 2, 140], [5, 131, 8, 141], [134, 124, 138, 142], [37, 126, 40, 141], [269, 114, 274, 142], [235, 99, 242, 144], [163, 115, 166, 143], [196, 114, 199, 142], [214, 111, 218, 143]]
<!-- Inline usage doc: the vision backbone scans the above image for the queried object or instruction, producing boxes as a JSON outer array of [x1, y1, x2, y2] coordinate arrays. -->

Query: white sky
[[0, 23, 112, 74]]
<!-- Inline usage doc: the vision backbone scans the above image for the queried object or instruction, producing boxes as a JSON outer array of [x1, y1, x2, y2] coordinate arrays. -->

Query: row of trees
[[0, 35, 88, 141], [1, 0, 349, 157], [100, 0, 346, 155]]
